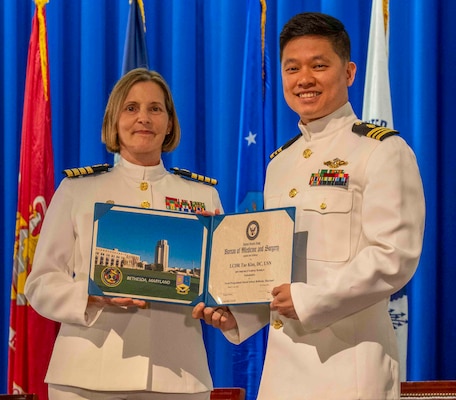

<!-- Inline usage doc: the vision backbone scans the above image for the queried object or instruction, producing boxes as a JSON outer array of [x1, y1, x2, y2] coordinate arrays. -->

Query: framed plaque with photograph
[[89, 202, 295, 306]]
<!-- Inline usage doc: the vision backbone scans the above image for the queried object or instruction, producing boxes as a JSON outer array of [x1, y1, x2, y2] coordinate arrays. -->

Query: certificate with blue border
[[89, 202, 295, 306]]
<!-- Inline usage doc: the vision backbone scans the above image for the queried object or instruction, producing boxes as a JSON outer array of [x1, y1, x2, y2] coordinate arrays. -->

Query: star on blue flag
[[235, 0, 274, 213], [245, 131, 257, 146]]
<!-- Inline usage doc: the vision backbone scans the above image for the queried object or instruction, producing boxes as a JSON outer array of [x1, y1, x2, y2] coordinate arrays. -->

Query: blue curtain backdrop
[[1, 0, 455, 396]]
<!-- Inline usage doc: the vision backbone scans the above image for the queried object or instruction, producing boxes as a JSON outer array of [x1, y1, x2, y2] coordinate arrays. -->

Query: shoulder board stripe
[[269, 133, 302, 160], [352, 122, 399, 141], [170, 167, 218, 186], [63, 163, 111, 178]]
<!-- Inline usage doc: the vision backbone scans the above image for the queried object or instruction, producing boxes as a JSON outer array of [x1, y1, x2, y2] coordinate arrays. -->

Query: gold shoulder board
[[269, 133, 303, 160], [62, 163, 112, 178], [170, 167, 218, 186], [352, 121, 399, 141]]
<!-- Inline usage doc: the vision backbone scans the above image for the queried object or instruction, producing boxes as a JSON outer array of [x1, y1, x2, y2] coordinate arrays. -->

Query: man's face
[[281, 35, 356, 124]]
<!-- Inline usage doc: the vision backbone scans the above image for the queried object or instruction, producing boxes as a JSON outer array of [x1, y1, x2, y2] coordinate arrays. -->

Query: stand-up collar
[[116, 157, 168, 182], [298, 102, 356, 141]]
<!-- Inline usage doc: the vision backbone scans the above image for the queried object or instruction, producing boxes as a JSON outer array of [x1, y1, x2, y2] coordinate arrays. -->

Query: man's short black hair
[[280, 12, 351, 62]]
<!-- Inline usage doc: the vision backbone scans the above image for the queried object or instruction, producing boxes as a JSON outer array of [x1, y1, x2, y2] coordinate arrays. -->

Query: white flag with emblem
[[363, 0, 393, 128], [362, 0, 408, 382]]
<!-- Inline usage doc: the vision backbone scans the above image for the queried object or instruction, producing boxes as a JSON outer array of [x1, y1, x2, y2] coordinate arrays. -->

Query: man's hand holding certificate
[[89, 203, 295, 306]]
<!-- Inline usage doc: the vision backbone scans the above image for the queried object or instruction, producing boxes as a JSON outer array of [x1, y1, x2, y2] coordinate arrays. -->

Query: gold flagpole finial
[[34, 0, 49, 6]]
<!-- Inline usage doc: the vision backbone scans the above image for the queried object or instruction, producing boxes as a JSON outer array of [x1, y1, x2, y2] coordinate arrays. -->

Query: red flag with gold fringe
[[8, 1, 60, 399]]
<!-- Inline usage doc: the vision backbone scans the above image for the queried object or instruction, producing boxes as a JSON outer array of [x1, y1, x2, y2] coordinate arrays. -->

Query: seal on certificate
[[246, 220, 260, 241], [101, 266, 123, 288]]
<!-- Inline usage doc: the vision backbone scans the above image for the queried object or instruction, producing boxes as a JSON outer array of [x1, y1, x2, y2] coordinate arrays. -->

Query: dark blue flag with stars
[[122, 0, 149, 74], [235, 0, 274, 213], [115, 0, 150, 165]]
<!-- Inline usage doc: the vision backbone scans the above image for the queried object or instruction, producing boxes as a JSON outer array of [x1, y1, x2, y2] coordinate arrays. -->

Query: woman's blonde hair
[[102, 68, 180, 153]]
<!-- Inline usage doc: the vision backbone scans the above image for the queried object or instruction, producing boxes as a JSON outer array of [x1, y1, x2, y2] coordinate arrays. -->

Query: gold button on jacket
[[272, 319, 283, 329], [140, 200, 150, 208], [289, 188, 298, 198], [303, 148, 313, 158]]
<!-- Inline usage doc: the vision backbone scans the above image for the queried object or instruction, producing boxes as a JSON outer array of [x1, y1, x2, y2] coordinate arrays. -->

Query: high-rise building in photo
[[155, 239, 169, 271]]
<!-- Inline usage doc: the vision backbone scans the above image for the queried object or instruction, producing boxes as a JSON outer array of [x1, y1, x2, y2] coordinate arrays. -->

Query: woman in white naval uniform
[[193, 13, 425, 400], [25, 69, 222, 400]]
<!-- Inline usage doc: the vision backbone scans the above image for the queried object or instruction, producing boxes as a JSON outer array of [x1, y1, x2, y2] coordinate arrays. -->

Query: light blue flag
[[235, 0, 274, 214], [122, 0, 149, 74], [233, 2, 273, 400]]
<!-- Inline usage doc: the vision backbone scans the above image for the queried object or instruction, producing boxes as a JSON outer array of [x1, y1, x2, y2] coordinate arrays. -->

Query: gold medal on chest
[[323, 158, 348, 168]]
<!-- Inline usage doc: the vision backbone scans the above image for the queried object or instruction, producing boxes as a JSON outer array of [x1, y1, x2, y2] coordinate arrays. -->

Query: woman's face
[[117, 80, 172, 166]]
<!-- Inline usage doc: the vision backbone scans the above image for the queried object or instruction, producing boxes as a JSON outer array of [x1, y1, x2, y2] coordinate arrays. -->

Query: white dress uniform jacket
[[227, 103, 425, 400], [25, 157, 223, 394]]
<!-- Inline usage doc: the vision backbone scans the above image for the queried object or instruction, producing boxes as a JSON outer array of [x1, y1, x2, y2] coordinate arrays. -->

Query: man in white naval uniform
[[25, 69, 222, 400], [193, 13, 425, 400]]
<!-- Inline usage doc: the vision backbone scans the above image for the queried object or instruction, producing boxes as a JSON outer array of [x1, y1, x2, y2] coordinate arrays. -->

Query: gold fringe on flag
[[382, 0, 389, 35], [260, 0, 267, 85], [138, 0, 146, 32], [34, 0, 50, 101], [129, 0, 147, 32]]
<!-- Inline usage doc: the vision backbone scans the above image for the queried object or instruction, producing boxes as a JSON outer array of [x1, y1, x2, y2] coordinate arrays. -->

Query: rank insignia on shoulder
[[269, 133, 303, 160], [170, 167, 218, 186], [62, 163, 112, 178], [352, 121, 399, 141]]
